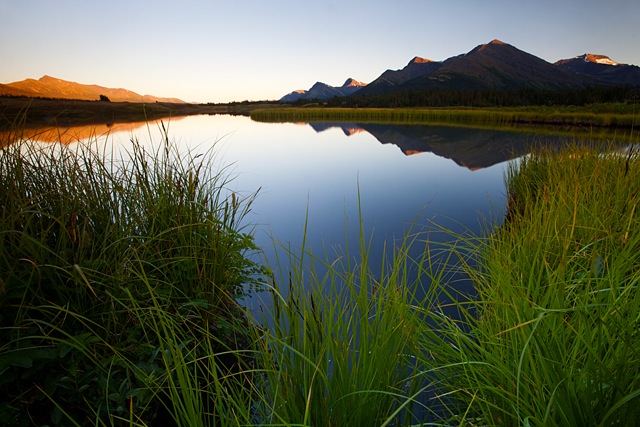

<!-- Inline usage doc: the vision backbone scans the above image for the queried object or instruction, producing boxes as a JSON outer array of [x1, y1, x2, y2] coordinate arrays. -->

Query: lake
[[21, 114, 579, 312]]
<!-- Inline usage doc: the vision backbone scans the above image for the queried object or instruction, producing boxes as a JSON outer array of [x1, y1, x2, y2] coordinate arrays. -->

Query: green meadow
[[2, 121, 640, 426]]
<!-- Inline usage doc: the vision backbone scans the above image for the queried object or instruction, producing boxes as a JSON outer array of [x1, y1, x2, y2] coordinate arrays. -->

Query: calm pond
[[24, 114, 581, 311]]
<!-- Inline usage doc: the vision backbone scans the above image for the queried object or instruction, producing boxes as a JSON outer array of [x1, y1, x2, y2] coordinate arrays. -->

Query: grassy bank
[[251, 105, 639, 130], [0, 97, 281, 130], [0, 128, 264, 425], [253, 142, 640, 425], [420, 144, 640, 425], [0, 97, 210, 129]]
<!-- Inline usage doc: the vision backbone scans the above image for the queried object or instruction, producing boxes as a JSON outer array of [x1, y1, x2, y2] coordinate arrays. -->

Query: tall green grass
[[252, 213, 440, 426], [420, 144, 640, 425], [0, 126, 263, 426]]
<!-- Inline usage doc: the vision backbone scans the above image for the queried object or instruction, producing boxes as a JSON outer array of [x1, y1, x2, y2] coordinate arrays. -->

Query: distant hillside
[[280, 78, 366, 102], [0, 75, 184, 103]]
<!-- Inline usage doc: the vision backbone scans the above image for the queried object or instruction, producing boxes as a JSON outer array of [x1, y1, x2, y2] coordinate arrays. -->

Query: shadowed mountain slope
[[400, 40, 590, 91]]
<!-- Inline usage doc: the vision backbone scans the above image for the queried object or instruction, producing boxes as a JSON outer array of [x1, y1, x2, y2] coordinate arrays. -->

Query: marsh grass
[[250, 106, 639, 136], [420, 143, 640, 425], [253, 212, 440, 426], [0, 125, 263, 426]]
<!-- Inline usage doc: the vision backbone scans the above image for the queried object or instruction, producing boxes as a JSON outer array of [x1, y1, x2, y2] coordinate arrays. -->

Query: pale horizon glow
[[1, 0, 639, 104]]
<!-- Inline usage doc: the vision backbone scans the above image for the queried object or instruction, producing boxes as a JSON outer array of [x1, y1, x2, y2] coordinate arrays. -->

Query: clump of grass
[[252, 212, 438, 426], [421, 143, 640, 425], [0, 125, 263, 426]]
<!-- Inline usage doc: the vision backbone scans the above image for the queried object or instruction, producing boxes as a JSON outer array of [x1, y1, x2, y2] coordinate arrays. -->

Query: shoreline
[[0, 96, 280, 129], [250, 105, 640, 130]]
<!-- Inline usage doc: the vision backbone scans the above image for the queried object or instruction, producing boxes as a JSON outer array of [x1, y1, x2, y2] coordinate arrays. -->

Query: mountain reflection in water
[[308, 122, 580, 170]]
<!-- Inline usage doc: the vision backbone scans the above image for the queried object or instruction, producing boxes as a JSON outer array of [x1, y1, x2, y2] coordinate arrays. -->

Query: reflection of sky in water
[[137, 115, 512, 309], [46, 114, 515, 311]]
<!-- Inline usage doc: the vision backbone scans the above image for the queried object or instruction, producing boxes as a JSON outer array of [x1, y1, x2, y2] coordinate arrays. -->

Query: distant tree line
[[298, 86, 640, 109]]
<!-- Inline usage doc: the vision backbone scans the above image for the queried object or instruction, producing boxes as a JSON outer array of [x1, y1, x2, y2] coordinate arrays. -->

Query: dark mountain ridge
[[280, 39, 639, 104], [355, 56, 442, 96], [279, 78, 366, 103], [402, 40, 591, 91]]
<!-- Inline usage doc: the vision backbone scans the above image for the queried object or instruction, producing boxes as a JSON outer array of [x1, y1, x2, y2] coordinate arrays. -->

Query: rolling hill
[[0, 75, 184, 103]]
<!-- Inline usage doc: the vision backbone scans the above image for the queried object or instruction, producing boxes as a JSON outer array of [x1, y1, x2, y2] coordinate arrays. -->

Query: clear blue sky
[[1, 0, 639, 103]]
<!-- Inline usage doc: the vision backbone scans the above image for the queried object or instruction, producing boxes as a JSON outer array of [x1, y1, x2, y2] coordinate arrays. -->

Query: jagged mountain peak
[[342, 78, 366, 88], [279, 39, 639, 103], [555, 53, 639, 86], [279, 78, 367, 102], [409, 56, 434, 65], [468, 39, 513, 55]]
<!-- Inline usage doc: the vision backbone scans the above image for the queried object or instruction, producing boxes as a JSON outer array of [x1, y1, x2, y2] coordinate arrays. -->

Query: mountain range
[[280, 78, 366, 103], [0, 75, 184, 103], [281, 39, 640, 102]]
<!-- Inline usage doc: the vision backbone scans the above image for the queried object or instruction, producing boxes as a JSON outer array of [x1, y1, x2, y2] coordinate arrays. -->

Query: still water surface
[[33, 114, 577, 310]]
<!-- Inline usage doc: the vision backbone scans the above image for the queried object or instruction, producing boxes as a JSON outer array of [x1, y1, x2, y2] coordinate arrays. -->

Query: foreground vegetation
[[2, 124, 640, 425], [251, 104, 640, 131], [421, 144, 640, 425], [0, 128, 264, 425]]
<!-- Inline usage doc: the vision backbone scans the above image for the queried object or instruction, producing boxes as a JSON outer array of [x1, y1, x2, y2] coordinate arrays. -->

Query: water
[[23, 114, 572, 310]]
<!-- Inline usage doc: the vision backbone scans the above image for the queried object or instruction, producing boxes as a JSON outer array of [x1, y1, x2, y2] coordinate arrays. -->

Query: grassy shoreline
[[418, 144, 640, 425], [251, 105, 640, 130], [0, 96, 281, 129], [3, 97, 638, 133]]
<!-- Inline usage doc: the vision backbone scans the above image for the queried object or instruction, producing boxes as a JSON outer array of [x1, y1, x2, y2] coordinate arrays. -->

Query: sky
[[1, 0, 639, 103]]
